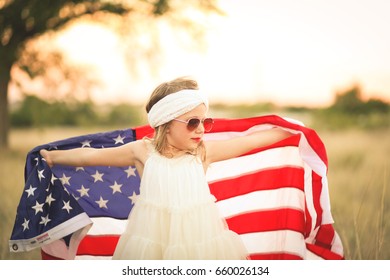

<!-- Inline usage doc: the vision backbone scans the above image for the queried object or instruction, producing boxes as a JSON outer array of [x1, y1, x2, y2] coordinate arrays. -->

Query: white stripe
[[296, 131, 327, 177], [206, 146, 303, 183], [331, 232, 344, 256], [88, 217, 127, 235], [75, 255, 112, 260], [216, 188, 305, 218], [320, 176, 334, 224], [305, 250, 324, 260], [240, 230, 306, 258], [304, 163, 317, 234]]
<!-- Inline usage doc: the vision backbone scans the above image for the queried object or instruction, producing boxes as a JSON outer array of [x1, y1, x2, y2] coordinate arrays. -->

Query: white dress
[[112, 144, 248, 260]]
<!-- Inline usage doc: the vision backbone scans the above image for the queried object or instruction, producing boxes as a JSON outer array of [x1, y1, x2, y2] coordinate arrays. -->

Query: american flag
[[9, 115, 344, 260]]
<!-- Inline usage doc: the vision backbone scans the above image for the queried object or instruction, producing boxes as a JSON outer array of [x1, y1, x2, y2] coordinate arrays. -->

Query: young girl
[[40, 77, 292, 260]]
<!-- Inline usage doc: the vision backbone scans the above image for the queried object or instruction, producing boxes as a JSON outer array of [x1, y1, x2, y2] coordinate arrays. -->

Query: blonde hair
[[145, 77, 206, 159]]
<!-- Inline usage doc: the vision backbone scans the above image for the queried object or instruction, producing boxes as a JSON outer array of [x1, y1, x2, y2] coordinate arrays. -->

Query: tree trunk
[[0, 64, 11, 149]]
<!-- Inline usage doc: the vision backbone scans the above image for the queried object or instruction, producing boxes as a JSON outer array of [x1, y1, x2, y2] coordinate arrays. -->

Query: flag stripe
[[240, 230, 306, 258], [226, 209, 305, 234], [216, 188, 305, 218], [250, 253, 303, 260], [311, 171, 325, 229], [77, 235, 119, 256], [206, 146, 304, 183], [209, 167, 305, 201], [87, 217, 127, 235], [306, 243, 344, 260]]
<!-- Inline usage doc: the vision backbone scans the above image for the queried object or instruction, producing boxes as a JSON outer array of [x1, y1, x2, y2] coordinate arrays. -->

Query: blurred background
[[1, 0, 389, 260]]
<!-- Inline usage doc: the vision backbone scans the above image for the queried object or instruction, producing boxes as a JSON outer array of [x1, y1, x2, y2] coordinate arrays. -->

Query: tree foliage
[[10, 94, 144, 128], [312, 85, 390, 130], [0, 0, 221, 148]]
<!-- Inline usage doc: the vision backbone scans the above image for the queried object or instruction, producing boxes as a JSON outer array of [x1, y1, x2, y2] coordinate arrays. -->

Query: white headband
[[147, 89, 209, 128]]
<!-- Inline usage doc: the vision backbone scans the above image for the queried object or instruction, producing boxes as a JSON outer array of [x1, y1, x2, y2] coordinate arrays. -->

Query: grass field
[[1, 125, 389, 260]]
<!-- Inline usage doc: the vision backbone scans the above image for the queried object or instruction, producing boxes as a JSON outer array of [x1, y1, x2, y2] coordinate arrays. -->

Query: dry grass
[[1, 126, 389, 259], [318, 128, 390, 259]]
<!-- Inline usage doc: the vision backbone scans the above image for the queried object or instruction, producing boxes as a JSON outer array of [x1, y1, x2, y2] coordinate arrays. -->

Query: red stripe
[[250, 252, 303, 260], [41, 249, 65, 260], [135, 125, 154, 140], [77, 235, 119, 256], [311, 171, 324, 229], [306, 243, 344, 260], [226, 209, 305, 234], [314, 224, 335, 250], [209, 167, 304, 201], [211, 115, 290, 133]]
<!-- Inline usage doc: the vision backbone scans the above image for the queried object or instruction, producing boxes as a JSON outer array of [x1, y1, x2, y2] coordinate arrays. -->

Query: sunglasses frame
[[173, 117, 214, 132]]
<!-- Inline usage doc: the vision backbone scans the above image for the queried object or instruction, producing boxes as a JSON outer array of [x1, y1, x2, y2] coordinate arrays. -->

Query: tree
[[0, 0, 221, 149], [332, 85, 365, 114]]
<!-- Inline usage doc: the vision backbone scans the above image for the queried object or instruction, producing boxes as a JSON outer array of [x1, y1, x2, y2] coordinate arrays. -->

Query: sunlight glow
[[39, 0, 390, 107]]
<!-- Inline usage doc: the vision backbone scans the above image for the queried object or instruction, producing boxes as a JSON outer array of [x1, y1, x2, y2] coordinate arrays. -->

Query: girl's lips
[[191, 137, 202, 143]]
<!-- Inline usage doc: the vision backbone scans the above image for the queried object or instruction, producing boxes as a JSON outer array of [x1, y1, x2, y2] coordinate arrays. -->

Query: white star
[[32, 200, 44, 215], [60, 173, 71, 186], [128, 191, 139, 205], [124, 166, 137, 178], [109, 181, 123, 194], [50, 174, 57, 184], [34, 157, 39, 166], [91, 170, 104, 182], [39, 214, 51, 226], [95, 196, 108, 209], [75, 167, 85, 171], [22, 218, 29, 231], [62, 200, 73, 213], [45, 193, 56, 206], [113, 135, 125, 145], [25, 185, 37, 198], [37, 169, 45, 181], [81, 140, 92, 148], [77, 185, 90, 197]]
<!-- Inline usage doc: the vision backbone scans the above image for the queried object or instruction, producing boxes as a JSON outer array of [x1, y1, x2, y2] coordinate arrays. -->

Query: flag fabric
[[9, 114, 344, 260]]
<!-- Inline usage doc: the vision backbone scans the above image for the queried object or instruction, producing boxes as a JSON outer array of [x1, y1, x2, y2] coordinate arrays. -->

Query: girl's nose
[[196, 122, 205, 133]]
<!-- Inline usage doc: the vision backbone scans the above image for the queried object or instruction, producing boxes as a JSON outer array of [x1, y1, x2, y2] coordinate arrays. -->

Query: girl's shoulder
[[131, 138, 155, 162], [123, 138, 147, 157]]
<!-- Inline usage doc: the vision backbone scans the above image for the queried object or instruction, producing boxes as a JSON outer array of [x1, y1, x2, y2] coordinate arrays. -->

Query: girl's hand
[[40, 149, 53, 168]]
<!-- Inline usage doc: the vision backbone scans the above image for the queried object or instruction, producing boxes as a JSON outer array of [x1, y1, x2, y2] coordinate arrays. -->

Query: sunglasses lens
[[203, 118, 214, 132], [184, 118, 214, 132], [187, 118, 201, 130]]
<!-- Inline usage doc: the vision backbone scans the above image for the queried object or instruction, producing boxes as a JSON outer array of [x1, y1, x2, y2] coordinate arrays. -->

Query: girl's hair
[[145, 77, 206, 159]]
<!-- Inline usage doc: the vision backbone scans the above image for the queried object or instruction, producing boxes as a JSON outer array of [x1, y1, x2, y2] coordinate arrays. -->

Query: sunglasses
[[173, 117, 214, 132]]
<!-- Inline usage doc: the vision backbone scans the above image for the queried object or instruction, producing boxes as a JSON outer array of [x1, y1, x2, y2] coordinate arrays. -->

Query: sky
[[43, 0, 390, 107]]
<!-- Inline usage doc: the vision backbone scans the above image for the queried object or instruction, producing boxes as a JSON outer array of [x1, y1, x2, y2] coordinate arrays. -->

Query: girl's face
[[166, 104, 207, 154]]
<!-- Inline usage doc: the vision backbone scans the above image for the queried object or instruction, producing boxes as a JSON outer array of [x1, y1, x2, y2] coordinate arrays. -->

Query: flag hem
[[9, 213, 92, 253]]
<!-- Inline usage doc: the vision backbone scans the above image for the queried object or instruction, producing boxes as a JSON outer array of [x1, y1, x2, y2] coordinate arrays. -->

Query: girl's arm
[[205, 127, 293, 164], [40, 140, 144, 168]]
